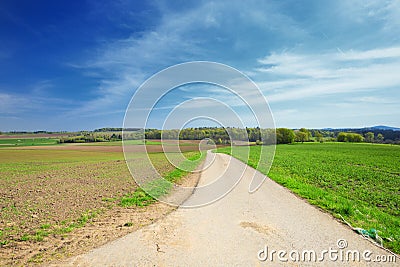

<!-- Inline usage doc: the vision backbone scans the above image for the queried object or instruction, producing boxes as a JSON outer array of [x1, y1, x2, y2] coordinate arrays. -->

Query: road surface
[[61, 152, 397, 266]]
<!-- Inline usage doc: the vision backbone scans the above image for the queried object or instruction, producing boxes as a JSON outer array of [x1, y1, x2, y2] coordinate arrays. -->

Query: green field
[[0, 138, 59, 147], [218, 143, 400, 254]]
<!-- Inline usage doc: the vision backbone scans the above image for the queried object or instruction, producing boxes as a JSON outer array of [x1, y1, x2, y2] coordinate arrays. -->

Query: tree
[[299, 128, 311, 141], [337, 132, 364, 143], [261, 128, 276, 145], [365, 132, 374, 143], [295, 131, 308, 143], [377, 133, 384, 143], [246, 127, 261, 142], [350, 133, 364, 142], [314, 131, 323, 142], [276, 128, 295, 144], [337, 132, 347, 142]]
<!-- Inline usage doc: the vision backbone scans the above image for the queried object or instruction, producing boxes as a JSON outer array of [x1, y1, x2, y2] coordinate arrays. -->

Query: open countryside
[[1, 1, 400, 266], [0, 127, 399, 265]]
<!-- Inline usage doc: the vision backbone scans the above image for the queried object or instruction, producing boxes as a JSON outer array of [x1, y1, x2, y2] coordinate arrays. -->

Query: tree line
[[143, 127, 399, 145], [8, 127, 396, 145], [59, 132, 124, 143]]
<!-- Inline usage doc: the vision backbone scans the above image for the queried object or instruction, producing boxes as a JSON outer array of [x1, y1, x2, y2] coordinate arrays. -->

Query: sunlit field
[[0, 140, 204, 264], [218, 142, 400, 254]]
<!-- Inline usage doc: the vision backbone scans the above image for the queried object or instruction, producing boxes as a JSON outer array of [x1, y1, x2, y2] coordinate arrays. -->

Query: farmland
[[0, 141, 204, 265], [218, 142, 400, 254], [1, 139, 399, 264], [0, 138, 59, 147]]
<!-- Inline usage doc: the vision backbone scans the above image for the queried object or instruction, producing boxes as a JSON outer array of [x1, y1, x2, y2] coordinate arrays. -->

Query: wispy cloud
[[339, 46, 400, 61], [256, 46, 400, 104], [2, 0, 399, 130], [0, 93, 33, 115], [31, 80, 54, 95], [356, 96, 398, 104], [0, 92, 81, 116], [67, 0, 309, 119]]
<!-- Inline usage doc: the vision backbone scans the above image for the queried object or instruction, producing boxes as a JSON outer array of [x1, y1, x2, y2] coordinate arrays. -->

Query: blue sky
[[1, 0, 399, 131]]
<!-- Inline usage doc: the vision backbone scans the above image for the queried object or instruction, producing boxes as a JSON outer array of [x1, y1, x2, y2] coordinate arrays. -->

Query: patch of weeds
[[123, 222, 133, 227], [33, 229, 49, 241], [20, 234, 30, 241], [75, 209, 99, 227], [19, 228, 51, 242], [18, 210, 102, 244], [120, 188, 155, 207], [40, 223, 51, 230], [77, 215, 89, 226], [120, 152, 205, 207], [55, 225, 74, 234]]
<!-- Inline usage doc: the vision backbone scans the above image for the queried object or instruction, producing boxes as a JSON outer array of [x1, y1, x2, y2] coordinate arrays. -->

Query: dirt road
[[61, 152, 397, 266]]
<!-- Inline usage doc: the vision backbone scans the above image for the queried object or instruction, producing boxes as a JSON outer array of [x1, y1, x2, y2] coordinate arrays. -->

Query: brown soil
[[0, 141, 207, 266], [0, 163, 202, 266], [12, 144, 124, 153], [12, 143, 206, 153]]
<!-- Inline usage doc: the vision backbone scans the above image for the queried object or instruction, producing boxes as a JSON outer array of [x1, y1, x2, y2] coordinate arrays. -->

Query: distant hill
[[321, 125, 400, 132], [364, 125, 400, 131]]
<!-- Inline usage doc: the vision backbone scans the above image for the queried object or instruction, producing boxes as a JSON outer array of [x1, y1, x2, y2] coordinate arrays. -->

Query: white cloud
[[67, 0, 310, 119], [0, 92, 80, 116], [338, 46, 400, 61], [0, 93, 32, 114], [64, 1, 400, 128], [31, 80, 54, 95], [256, 46, 400, 104], [356, 96, 398, 104]]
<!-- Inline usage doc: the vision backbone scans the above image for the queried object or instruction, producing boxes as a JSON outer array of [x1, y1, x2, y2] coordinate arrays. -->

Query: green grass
[[0, 138, 59, 147], [120, 151, 205, 207], [218, 143, 400, 254], [120, 187, 157, 207]]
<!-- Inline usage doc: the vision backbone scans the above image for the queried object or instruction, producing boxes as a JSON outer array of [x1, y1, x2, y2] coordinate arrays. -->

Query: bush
[[337, 132, 364, 143], [276, 128, 295, 144]]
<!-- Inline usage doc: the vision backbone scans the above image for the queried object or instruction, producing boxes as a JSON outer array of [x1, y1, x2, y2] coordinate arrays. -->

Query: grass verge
[[120, 151, 205, 207]]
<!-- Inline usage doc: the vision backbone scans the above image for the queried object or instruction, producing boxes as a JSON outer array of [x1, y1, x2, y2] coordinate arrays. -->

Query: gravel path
[[61, 152, 397, 266]]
